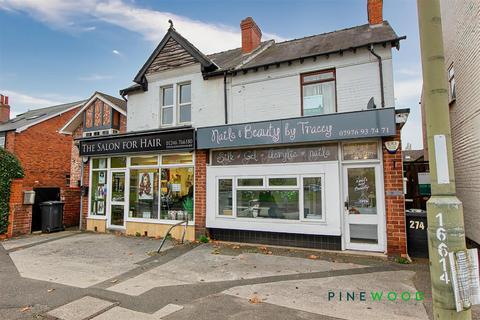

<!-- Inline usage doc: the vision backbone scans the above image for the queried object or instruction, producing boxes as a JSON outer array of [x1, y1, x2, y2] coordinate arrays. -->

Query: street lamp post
[[416, 0, 471, 319]]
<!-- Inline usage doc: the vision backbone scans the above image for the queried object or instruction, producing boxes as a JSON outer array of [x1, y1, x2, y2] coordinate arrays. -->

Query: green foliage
[[183, 197, 194, 220], [0, 148, 24, 234], [199, 235, 209, 243], [135, 232, 141, 237], [395, 256, 410, 264]]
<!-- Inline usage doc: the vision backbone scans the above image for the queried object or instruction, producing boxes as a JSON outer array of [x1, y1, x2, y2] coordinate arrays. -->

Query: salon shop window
[[90, 158, 108, 216], [218, 175, 324, 221], [127, 153, 194, 221]]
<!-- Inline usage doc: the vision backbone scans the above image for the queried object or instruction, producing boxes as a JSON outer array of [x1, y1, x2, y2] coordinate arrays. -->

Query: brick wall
[[80, 162, 89, 230], [7, 179, 33, 237], [194, 150, 207, 239], [383, 127, 407, 256], [7, 107, 81, 236], [62, 187, 81, 227]]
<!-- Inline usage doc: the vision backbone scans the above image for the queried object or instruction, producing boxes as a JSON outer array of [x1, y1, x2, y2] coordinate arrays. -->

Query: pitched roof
[[207, 21, 403, 75], [96, 92, 126, 111], [133, 26, 217, 87], [60, 91, 127, 134], [121, 21, 404, 95], [0, 100, 86, 133]]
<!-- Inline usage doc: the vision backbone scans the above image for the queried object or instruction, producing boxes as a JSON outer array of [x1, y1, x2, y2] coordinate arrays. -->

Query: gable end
[[146, 37, 198, 75]]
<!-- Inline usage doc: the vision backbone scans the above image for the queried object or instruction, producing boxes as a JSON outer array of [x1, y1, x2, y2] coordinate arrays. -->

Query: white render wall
[[127, 64, 225, 132], [229, 46, 394, 124], [126, 44, 395, 131]]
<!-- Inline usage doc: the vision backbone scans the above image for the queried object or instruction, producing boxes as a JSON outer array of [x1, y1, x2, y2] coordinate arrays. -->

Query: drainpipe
[[368, 44, 385, 108], [223, 72, 228, 124], [79, 161, 84, 231]]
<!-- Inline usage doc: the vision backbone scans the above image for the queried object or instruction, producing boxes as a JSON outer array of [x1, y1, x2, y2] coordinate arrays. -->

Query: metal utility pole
[[417, 0, 471, 319]]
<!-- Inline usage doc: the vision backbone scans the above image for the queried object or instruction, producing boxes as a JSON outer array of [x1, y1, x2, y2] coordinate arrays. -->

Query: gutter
[[368, 44, 385, 108]]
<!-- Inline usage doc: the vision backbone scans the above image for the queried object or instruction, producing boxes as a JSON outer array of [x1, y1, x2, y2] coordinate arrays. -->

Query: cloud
[[112, 49, 121, 56], [2, 90, 62, 117], [394, 77, 423, 106], [78, 73, 113, 81], [0, 0, 285, 54]]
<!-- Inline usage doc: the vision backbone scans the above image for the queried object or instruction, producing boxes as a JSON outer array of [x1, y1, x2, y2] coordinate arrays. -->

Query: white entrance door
[[343, 164, 385, 251], [108, 170, 126, 229]]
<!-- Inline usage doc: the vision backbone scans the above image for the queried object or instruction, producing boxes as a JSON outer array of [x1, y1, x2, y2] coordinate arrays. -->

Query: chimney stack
[[367, 0, 383, 25], [240, 17, 262, 54], [0, 94, 10, 123]]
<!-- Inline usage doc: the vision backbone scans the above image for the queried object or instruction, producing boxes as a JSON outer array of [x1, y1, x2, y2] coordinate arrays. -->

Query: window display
[[129, 169, 159, 219], [160, 167, 194, 221]]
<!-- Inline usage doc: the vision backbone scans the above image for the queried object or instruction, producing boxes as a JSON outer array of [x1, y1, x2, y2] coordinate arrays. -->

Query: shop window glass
[[236, 190, 299, 220], [91, 170, 107, 215], [162, 153, 193, 165], [129, 169, 159, 219], [111, 157, 126, 168], [343, 142, 378, 160], [218, 179, 233, 216], [160, 167, 194, 221], [303, 177, 323, 219], [92, 158, 107, 169], [238, 178, 263, 187], [131, 156, 158, 166], [268, 177, 297, 187]]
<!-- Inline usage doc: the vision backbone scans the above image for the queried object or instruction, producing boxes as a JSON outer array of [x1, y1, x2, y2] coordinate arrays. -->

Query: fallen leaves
[[110, 279, 118, 283], [20, 306, 31, 312], [308, 254, 318, 260], [248, 294, 263, 304], [47, 288, 55, 293]]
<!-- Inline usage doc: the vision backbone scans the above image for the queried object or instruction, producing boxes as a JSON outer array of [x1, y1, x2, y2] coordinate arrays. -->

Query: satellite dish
[[367, 97, 377, 109]]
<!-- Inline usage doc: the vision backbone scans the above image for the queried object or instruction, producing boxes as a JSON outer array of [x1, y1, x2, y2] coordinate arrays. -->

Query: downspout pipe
[[223, 72, 228, 124], [368, 44, 385, 108], [79, 160, 84, 231]]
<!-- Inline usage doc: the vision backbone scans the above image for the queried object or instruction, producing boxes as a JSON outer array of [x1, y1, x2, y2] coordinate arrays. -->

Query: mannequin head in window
[[139, 173, 152, 197]]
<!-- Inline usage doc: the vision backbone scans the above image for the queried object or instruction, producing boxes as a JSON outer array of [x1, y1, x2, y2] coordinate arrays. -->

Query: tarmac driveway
[[0, 231, 461, 320]]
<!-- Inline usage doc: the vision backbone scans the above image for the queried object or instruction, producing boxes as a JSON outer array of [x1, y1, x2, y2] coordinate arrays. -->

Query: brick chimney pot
[[240, 17, 262, 54]]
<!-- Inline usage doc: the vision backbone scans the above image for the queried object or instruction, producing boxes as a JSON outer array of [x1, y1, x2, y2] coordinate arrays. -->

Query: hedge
[[0, 148, 24, 234]]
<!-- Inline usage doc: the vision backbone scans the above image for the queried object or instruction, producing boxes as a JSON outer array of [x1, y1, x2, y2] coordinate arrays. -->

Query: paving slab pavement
[[47, 296, 115, 320], [1, 230, 81, 251], [108, 245, 365, 296], [223, 270, 429, 320], [7, 232, 168, 288]]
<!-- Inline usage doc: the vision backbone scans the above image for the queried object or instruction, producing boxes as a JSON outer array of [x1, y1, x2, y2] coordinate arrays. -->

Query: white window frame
[[177, 82, 192, 125], [215, 174, 326, 223], [160, 82, 192, 127], [161, 85, 174, 126], [300, 174, 326, 222], [87, 153, 195, 225], [216, 176, 236, 219]]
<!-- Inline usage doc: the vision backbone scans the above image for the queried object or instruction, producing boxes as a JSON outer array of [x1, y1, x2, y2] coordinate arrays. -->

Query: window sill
[[87, 215, 107, 220], [126, 217, 195, 225]]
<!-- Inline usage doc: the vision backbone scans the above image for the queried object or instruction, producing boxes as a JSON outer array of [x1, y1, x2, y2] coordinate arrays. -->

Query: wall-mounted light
[[384, 141, 400, 154]]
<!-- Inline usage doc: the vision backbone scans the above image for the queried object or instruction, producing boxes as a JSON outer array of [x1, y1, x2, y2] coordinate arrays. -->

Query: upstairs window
[[301, 70, 336, 116], [448, 65, 456, 102], [179, 83, 191, 123], [160, 82, 192, 126], [161, 86, 174, 125]]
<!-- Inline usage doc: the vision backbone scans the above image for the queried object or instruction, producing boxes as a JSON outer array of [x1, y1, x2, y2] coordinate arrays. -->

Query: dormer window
[[161, 82, 191, 126], [301, 69, 336, 116]]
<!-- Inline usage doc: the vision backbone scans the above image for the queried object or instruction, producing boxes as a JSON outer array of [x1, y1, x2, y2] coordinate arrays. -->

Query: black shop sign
[[79, 129, 195, 156]]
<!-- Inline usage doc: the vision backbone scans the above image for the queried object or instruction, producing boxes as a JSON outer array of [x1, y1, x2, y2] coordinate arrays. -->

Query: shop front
[[197, 108, 398, 252], [78, 128, 197, 240]]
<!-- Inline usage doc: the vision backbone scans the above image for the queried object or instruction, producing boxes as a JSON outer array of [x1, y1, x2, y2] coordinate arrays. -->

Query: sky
[[0, 0, 423, 149]]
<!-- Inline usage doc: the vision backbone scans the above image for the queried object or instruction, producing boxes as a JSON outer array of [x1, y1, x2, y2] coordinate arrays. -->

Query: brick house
[[0, 94, 85, 237], [77, 0, 409, 255], [59, 91, 127, 231]]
